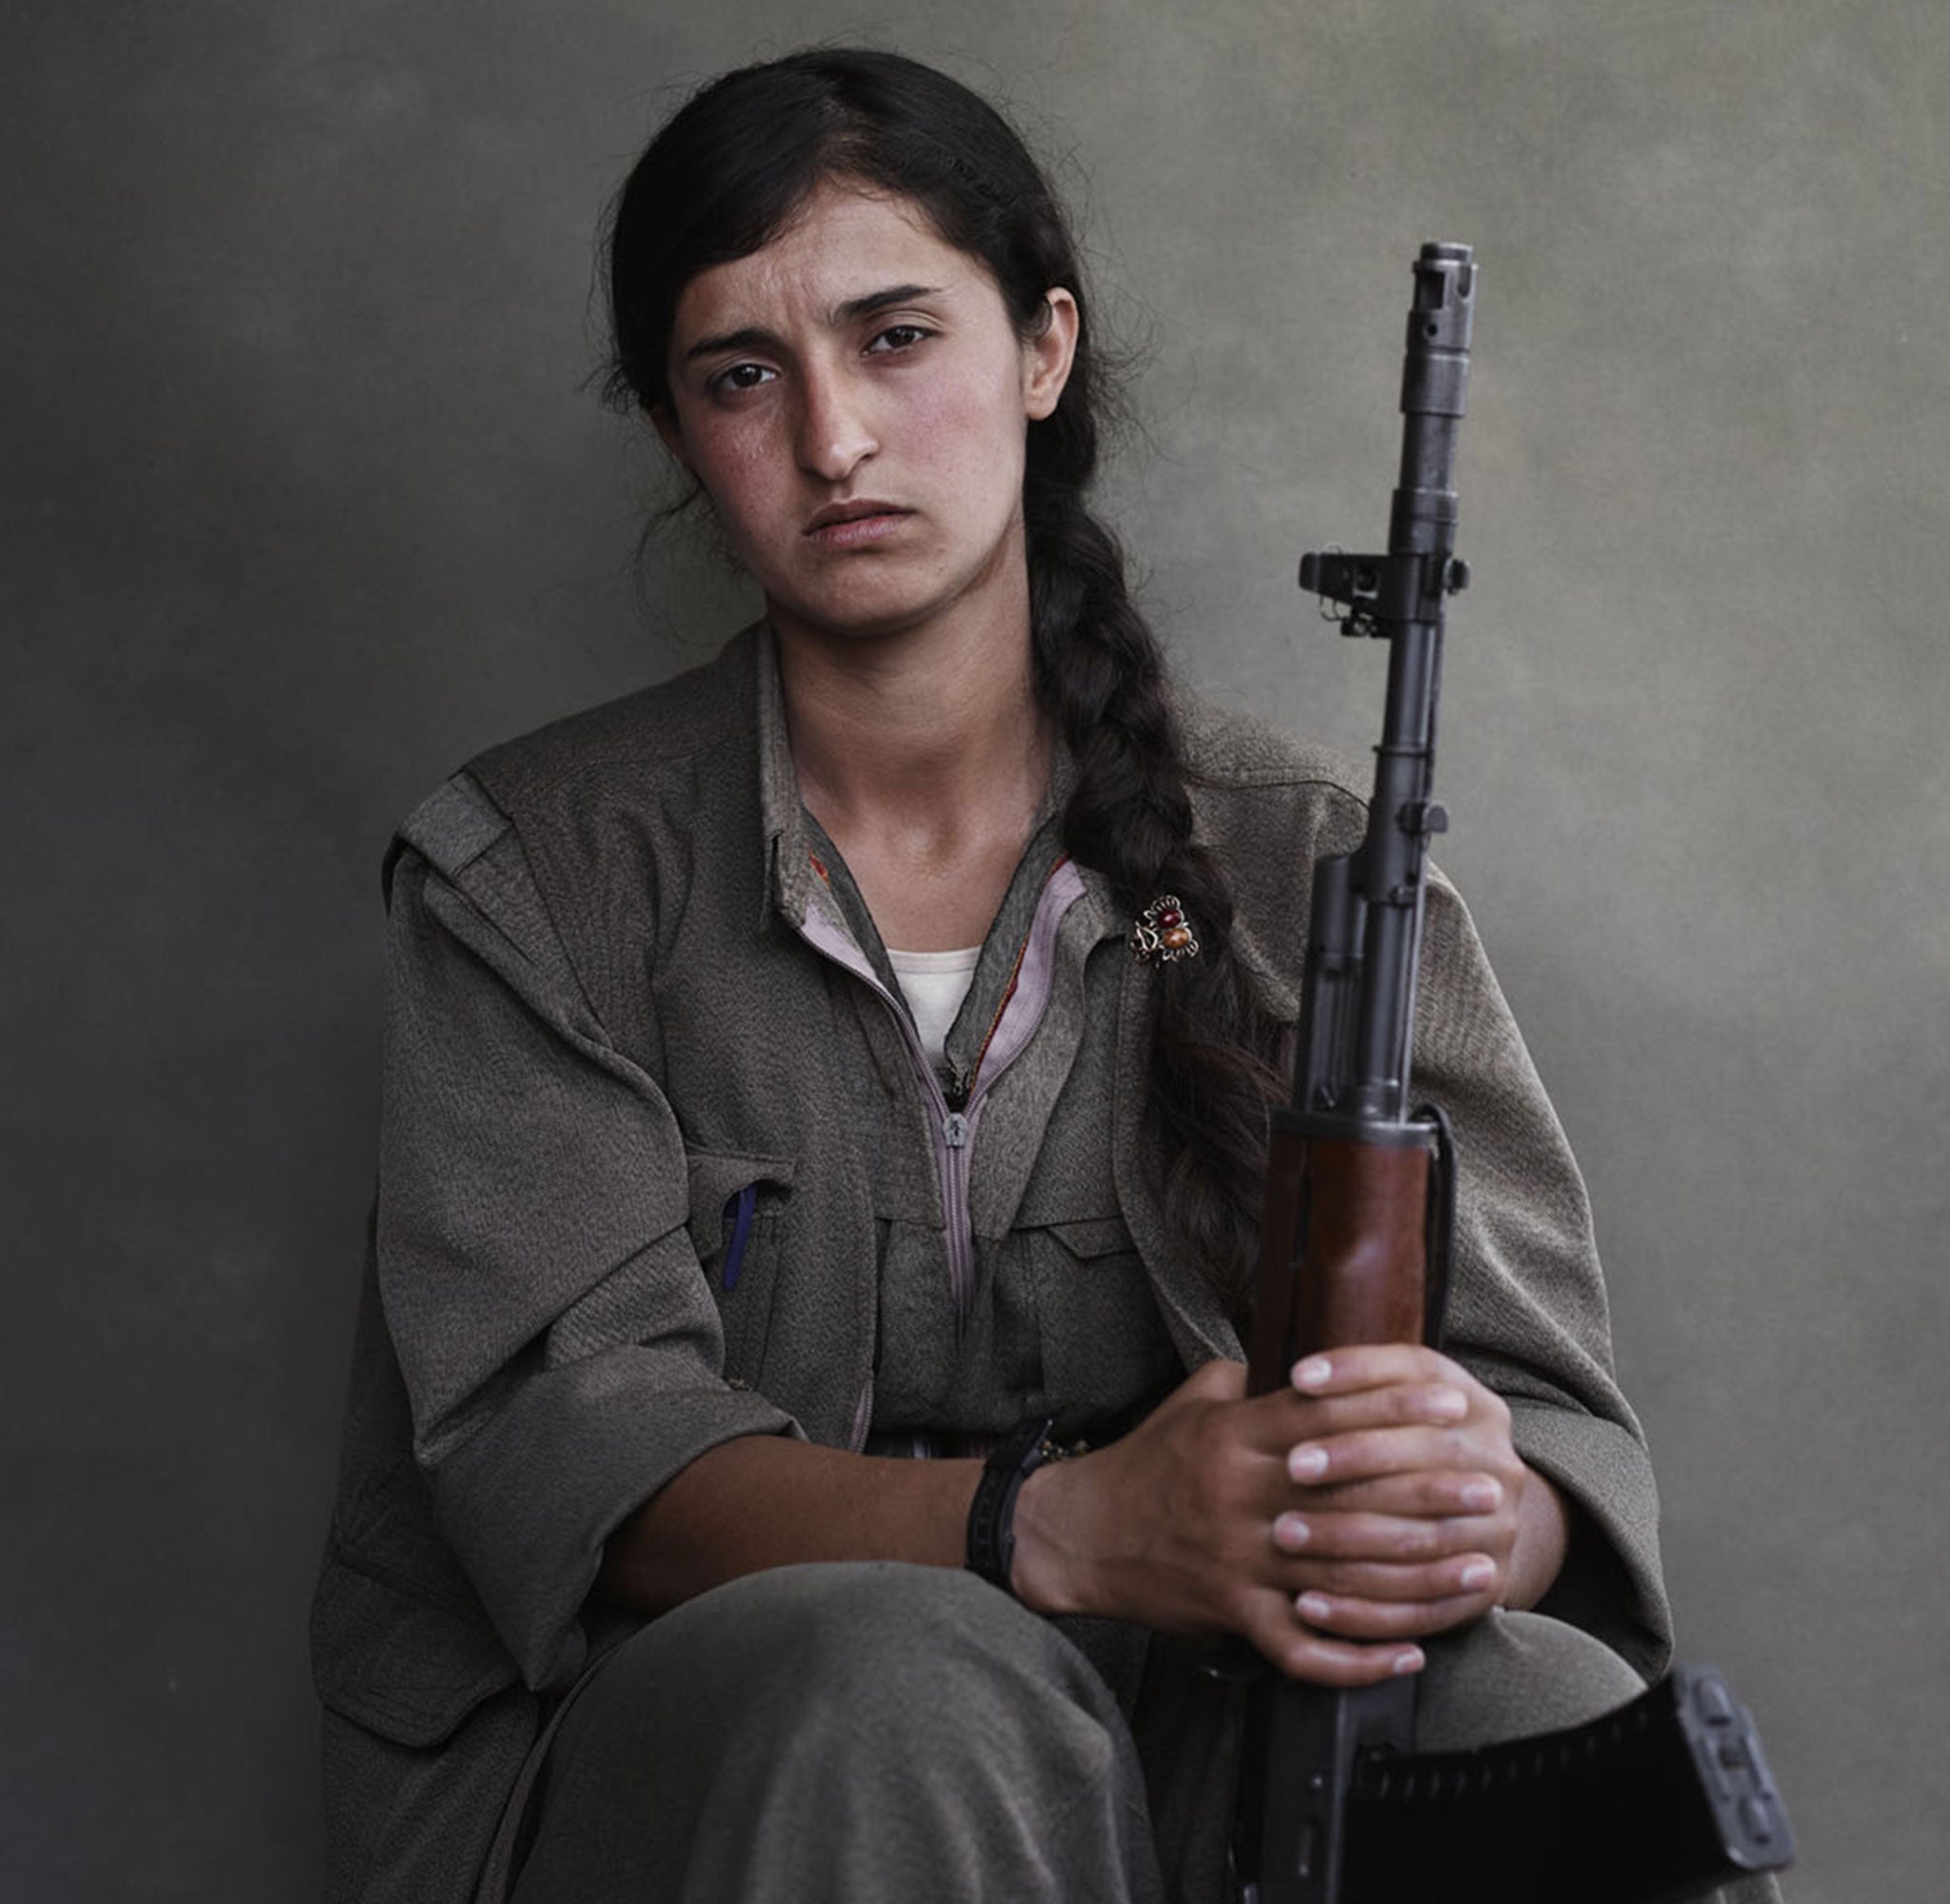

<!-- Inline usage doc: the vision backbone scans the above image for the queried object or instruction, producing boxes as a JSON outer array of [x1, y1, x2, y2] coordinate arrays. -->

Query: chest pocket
[[1015, 1212, 1182, 1431], [685, 1147, 797, 1389]]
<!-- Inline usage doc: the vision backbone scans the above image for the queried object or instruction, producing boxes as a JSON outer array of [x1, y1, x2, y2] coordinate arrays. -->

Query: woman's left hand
[[1269, 1342, 1569, 1644]]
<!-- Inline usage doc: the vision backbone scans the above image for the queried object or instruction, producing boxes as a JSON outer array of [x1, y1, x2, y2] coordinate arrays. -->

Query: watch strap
[[965, 1415, 1059, 1594]]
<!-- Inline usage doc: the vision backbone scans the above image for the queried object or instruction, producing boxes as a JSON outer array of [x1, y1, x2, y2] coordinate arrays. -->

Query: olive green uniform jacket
[[311, 626, 1671, 1902]]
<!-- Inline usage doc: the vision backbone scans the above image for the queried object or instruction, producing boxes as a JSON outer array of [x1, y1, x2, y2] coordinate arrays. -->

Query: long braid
[[1026, 479, 1289, 1320]]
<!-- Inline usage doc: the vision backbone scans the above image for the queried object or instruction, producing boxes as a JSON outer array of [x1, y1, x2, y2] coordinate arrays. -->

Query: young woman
[[313, 47, 1709, 1904]]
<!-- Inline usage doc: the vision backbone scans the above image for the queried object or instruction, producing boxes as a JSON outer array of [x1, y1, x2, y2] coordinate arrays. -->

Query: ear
[[1023, 288, 1080, 422], [650, 403, 690, 468]]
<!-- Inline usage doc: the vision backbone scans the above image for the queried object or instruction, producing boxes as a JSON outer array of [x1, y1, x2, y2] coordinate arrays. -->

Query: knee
[[586, 1561, 1122, 1760], [752, 1562, 1115, 1745], [765, 1560, 1093, 1684], [1413, 1609, 1646, 1753], [520, 1564, 1159, 1903]]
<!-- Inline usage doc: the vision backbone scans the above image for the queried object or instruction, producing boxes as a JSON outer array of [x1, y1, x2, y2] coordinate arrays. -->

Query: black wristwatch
[[965, 1416, 1061, 1595]]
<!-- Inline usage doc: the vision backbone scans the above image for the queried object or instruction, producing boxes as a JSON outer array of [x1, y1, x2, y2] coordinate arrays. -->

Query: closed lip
[[804, 499, 909, 533]]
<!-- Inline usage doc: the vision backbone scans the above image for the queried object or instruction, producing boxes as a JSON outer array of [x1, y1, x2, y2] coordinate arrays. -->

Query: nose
[[794, 364, 878, 482]]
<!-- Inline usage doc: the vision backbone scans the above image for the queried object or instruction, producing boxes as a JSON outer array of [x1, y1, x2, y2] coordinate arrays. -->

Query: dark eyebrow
[[683, 325, 779, 365], [832, 282, 945, 324], [682, 284, 947, 365]]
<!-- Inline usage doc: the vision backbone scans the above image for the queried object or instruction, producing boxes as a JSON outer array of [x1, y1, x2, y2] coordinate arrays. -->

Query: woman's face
[[657, 179, 1077, 651]]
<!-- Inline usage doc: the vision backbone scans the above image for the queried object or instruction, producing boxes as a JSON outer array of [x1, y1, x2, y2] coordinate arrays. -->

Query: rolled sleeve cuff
[[433, 1348, 799, 1690], [1507, 1400, 1672, 1679]]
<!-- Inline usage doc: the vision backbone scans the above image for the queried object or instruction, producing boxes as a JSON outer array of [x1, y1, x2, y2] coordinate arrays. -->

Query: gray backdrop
[[5, 3, 1942, 1899]]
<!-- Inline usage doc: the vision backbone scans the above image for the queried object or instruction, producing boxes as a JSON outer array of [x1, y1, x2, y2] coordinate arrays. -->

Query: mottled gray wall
[[4, 3, 1940, 1899]]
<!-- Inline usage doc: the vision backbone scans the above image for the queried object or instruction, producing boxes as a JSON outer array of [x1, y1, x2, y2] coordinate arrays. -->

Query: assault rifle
[[1228, 244, 1794, 1903]]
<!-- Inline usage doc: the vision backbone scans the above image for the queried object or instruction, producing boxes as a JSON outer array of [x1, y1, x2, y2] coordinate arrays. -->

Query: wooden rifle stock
[[1246, 1124, 1435, 1395], [1231, 1115, 1448, 1904]]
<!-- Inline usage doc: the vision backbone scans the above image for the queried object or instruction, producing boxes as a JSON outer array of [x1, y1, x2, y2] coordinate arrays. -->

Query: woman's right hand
[[1008, 1355, 1502, 1687]]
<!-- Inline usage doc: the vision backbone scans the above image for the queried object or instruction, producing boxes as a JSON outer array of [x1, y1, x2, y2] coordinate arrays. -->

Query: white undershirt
[[886, 945, 982, 1071]]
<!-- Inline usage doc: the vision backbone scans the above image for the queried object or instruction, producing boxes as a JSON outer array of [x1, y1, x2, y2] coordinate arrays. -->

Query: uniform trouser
[[501, 1561, 1783, 1904]]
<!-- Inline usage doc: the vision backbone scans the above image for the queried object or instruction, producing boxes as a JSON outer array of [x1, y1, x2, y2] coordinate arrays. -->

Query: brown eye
[[866, 324, 933, 353], [713, 362, 775, 394]]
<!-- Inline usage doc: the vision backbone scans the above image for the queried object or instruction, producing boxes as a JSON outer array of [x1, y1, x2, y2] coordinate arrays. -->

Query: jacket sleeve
[[375, 773, 798, 1692], [1415, 869, 1673, 1679], [1175, 708, 1673, 1676]]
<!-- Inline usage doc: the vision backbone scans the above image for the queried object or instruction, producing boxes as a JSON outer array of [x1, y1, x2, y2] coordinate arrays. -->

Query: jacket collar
[[755, 623, 821, 936], [750, 620, 1118, 954]]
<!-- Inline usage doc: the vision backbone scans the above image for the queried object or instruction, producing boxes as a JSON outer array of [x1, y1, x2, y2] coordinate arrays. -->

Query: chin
[[770, 580, 962, 645], [782, 605, 940, 646]]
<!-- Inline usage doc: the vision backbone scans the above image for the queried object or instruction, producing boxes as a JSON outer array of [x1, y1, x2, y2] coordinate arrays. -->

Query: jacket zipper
[[792, 862, 1086, 1341]]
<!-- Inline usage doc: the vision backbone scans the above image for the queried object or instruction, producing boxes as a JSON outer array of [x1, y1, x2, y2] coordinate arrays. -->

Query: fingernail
[[1275, 1513, 1312, 1549], [1393, 1647, 1425, 1676], [1297, 1593, 1333, 1623], [1460, 1558, 1497, 1591], [1462, 1479, 1502, 1512], [1288, 1444, 1328, 1481], [1427, 1387, 1467, 1420], [1293, 1357, 1332, 1389]]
